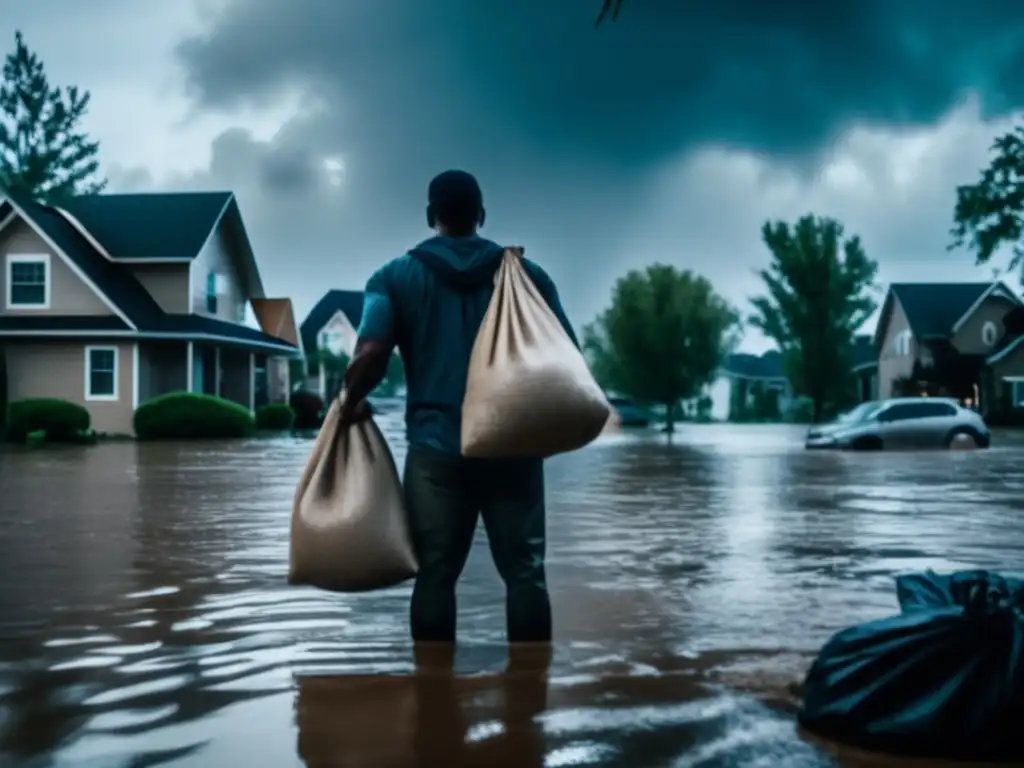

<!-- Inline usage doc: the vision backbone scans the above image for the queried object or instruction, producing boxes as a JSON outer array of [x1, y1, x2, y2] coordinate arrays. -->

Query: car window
[[881, 402, 955, 421]]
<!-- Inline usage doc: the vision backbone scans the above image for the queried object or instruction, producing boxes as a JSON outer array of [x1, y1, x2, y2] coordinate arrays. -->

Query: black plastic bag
[[799, 570, 1024, 762]]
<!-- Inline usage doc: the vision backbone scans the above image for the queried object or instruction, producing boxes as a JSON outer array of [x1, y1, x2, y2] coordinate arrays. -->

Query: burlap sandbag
[[289, 397, 417, 592], [462, 247, 610, 458]]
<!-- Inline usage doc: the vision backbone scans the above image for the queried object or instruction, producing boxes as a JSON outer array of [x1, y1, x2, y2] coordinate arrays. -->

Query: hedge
[[256, 403, 295, 430], [289, 390, 325, 430], [134, 392, 256, 439], [5, 398, 91, 442]]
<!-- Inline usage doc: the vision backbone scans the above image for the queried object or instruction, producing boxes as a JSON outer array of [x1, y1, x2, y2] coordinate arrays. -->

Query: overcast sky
[[6, 0, 1024, 351]]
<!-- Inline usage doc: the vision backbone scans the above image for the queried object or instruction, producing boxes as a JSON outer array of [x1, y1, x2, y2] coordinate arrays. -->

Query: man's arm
[[341, 266, 396, 416], [529, 264, 579, 349]]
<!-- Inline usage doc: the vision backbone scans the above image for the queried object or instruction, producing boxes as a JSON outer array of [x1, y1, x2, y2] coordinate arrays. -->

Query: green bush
[[134, 391, 256, 439], [5, 398, 91, 442], [256, 403, 295, 430]]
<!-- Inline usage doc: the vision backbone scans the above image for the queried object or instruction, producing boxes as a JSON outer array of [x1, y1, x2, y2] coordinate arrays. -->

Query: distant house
[[722, 350, 794, 418], [873, 281, 1023, 410], [298, 289, 364, 398], [0, 190, 302, 435]]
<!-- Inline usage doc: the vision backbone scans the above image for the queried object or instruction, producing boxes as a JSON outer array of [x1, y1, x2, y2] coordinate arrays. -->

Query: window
[[206, 271, 218, 313], [893, 330, 912, 356], [85, 346, 118, 400], [880, 401, 954, 421], [1013, 381, 1024, 407], [982, 321, 998, 346], [6, 254, 50, 308]]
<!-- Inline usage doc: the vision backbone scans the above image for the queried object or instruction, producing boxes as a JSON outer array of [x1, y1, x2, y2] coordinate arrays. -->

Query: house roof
[[56, 191, 232, 260], [724, 350, 785, 380], [0, 192, 299, 355], [888, 282, 996, 338], [300, 290, 364, 353]]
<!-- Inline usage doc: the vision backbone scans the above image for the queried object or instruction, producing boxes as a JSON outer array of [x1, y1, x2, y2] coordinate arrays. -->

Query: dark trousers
[[403, 445, 551, 643]]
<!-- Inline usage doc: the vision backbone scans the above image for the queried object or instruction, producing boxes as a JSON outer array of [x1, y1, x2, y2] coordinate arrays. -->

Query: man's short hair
[[428, 170, 484, 234]]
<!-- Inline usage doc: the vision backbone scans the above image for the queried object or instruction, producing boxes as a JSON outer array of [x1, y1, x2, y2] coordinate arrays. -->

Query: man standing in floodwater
[[339, 170, 578, 644]]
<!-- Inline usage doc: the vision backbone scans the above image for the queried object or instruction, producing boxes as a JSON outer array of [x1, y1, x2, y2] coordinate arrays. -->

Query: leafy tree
[[950, 124, 1024, 272], [0, 31, 106, 202], [749, 215, 878, 423], [584, 264, 738, 434]]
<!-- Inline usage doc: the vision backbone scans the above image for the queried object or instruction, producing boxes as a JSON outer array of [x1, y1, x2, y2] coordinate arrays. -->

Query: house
[[0, 190, 302, 435], [722, 350, 794, 419], [873, 281, 1023, 410], [298, 289, 364, 398]]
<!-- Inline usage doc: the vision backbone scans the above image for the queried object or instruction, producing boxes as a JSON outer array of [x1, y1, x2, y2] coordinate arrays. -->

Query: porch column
[[215, 347, 221, 396], [249, 353, 256, 412], [186, 341, 194, 393]]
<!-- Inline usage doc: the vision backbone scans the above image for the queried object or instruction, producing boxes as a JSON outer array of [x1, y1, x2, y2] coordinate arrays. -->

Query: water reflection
[[0, 425, 1021, 765]]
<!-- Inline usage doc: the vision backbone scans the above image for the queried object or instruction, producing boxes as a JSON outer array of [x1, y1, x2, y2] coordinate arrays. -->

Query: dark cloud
[[163, 0, 1024, 327]]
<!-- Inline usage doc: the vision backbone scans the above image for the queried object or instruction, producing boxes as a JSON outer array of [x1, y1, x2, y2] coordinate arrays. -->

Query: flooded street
[[1, 421, 1022, 767]]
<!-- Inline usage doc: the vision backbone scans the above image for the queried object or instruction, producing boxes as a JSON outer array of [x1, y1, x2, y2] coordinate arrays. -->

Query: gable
[[57, 191, 232, 261], [890, 282, 993, 338], [952, 292, 1019, 355], [300, 290, 365, 354], [0, 211, 120, 318]]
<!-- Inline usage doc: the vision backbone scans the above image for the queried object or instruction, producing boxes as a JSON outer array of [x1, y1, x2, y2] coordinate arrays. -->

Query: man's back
[[362, 234, 577, 455]]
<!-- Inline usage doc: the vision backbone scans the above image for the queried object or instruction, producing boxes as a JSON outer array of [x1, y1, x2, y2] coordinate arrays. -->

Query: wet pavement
[[0, 420, 1022, 767]]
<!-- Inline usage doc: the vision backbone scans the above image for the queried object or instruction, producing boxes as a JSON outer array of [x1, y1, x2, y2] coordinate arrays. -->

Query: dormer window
[[206, 271, 218, 313]]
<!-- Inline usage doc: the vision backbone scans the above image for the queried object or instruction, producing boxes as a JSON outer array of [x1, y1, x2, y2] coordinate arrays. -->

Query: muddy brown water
[[0, 421, 1021, 767]]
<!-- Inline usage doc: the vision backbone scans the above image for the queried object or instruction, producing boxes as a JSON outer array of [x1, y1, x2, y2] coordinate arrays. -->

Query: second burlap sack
[[289, 396, 417, 592], [462, 247, 610, 458]]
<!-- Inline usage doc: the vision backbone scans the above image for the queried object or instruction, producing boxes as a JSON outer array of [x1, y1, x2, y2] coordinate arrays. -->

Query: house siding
[[877, 296, 916, 399], [316, 310, 359, 358], [128, 263, 190, 314], [951, 293, 1018, 355], [991, 344, 1024, 379], [5, 341, 135, 434], [0, 217, 113, 316], [190, 222, 247, 323]]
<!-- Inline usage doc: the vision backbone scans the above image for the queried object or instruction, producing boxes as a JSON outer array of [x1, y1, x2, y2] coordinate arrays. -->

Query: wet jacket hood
[[408, 235, 505, 289]]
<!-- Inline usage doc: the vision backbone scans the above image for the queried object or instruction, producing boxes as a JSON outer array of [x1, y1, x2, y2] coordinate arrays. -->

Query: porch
[[137, 341, 291, 411]]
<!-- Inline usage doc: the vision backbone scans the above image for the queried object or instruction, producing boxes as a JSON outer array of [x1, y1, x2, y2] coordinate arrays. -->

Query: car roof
[[879, 397, 960, 408]]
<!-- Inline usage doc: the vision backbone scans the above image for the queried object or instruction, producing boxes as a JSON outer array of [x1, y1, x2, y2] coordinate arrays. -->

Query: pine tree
[[0, 31, 106, 203]]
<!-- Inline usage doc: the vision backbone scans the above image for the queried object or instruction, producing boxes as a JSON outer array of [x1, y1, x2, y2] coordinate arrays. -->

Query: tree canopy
[[0, 31, 106, 202], [950, 124, 1024, 273], [749, 215, 878, 423], [584, 264, 738, 432]]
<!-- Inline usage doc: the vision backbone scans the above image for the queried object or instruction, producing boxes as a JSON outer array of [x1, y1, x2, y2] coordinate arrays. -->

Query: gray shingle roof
[[889, 283, 994, 338], [57, 192, 232, 260]]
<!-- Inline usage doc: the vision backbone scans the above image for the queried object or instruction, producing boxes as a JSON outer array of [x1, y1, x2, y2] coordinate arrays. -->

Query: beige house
[[0, 190, 303, 436], [873, 281, 1024, 409], [299, 289, 364, 398]]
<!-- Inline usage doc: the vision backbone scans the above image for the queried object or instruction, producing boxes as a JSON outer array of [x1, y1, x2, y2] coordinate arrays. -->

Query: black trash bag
[[799, 570, 1024, 762], [896, 569, 1024, 614]]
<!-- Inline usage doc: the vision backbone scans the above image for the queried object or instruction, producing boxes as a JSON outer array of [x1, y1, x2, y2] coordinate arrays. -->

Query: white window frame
[[6, 253, 51, 310], [982, 320, 998, 346], [84, 345, 119, 402], [893, 329, 912, 356]]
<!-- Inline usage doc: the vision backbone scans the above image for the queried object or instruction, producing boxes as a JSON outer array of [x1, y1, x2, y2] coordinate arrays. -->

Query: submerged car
[[805, 397, 991, 451], [607, 396, 651, 427]]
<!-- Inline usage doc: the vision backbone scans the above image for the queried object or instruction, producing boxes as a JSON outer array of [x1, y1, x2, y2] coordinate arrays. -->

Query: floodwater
[[1, 420, 1022, 768]]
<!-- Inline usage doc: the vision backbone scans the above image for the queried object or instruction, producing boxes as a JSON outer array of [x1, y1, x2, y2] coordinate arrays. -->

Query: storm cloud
[[9, 0, 1024, 342]]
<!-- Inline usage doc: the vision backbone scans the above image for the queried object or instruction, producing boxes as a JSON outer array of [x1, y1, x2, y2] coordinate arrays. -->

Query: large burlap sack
[[462, 247, 610, 458], [289, 396, 417, 592]]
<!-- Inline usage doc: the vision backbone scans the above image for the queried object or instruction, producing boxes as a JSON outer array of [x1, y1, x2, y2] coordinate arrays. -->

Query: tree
[[950, 124, 1024, 272], [0, 31, 106, 202], [584, 265, 738, 434], [749, 215, 878, 423]]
